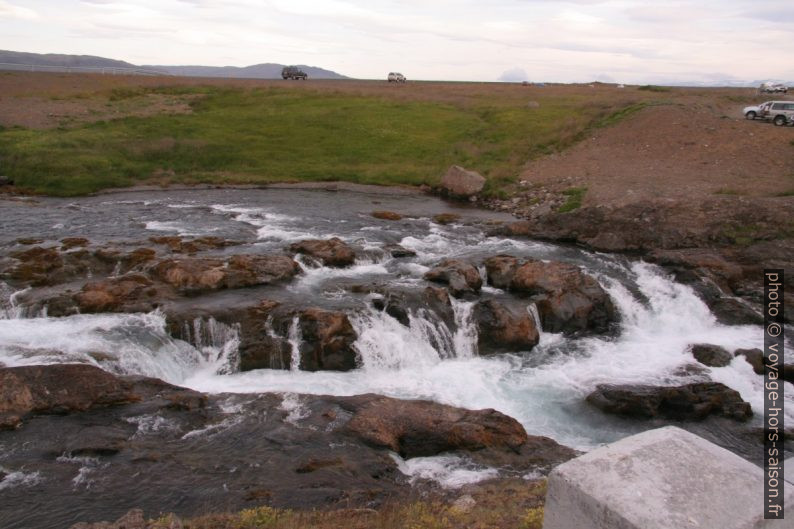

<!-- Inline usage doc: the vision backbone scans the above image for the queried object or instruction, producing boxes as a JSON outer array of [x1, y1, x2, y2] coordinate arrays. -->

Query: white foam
[[0, 469, 42, 491], [391, 454, 499, 488], [144, 220, 203, 236]]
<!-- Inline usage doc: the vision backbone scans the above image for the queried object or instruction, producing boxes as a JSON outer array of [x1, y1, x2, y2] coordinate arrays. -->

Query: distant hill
[[145, 63, 348, 80], [0, 49, 139, 69], [0, 50, 348, 79]]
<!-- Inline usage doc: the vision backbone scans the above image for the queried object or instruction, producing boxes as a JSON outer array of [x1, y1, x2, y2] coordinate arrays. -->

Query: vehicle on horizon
[[281, 66, 308, 80], [387, 72, 406, 83], [743, 101, 772, 119], [759, 82, 788, 94]]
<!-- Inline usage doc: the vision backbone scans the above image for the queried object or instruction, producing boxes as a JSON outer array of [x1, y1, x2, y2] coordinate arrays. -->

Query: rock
[[383, 244, 416, 258], [151, 255, 298, 293], [149, 235, 238, 254], [586, 382, 752, 422], [544, 426, 794, 529], [432, 213, 461, 225], [0, 364, 138, 429], [690, 343, 732, 367], [75, 274, 175, 313], [7, 246, 63, 286], [735, 348, 764, 375], [60, 237, 89, 250], [288, 238, 356, 267], [440, 165, 486, 198], [167, 299, 292, 372], [452, 495, 476, 513], [371, 292, 410, 326], [69, 508, 148, 529], [473, 300, 539, 353], [342, 395, 527, 457], [483, 255, 521, 289], [510, 260, 617, 334], [708, 297, 764, 326], [298, 308, 359, 371], [371, 210, 402, 221], [424, 259, 482, 298]]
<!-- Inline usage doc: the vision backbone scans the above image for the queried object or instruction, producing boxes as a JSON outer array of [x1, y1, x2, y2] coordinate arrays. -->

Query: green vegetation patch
[[637, 85, 671, 92], [557, 186, 588, 212], [0, 84, 645, 196]]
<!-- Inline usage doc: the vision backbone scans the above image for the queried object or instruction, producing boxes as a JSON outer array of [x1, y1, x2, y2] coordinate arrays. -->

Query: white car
[[387, 72, 406, 83], [743, 101, 772, 119]]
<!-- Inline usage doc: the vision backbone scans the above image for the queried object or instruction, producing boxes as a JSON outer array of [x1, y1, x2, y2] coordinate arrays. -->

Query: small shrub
[[521, 506, 545, 529], [637, 85, 671, 92], [235, 506, 288, 528]]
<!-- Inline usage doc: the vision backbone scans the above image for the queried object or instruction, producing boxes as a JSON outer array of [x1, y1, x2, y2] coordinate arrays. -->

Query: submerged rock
[[473, 299, 539, 353], [383, 243, 416, 258], [371, 210, 403, 221], [424, 259, 482, 298], [689, 343, 732, 368], [288, 237, 356, 267], [586, 382, 753, 422]]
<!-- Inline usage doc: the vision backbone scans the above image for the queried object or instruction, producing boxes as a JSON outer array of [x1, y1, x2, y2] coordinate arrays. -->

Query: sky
[[1, 0, 793, 83]]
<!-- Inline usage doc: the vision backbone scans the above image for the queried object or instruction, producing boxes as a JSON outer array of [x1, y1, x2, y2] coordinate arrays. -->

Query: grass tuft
[[557, 186, 587, 212], [637, 85, 671, 92]]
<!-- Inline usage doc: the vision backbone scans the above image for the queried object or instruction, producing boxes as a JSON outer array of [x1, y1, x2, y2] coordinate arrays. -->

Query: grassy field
[[0, 74, 661, 196]]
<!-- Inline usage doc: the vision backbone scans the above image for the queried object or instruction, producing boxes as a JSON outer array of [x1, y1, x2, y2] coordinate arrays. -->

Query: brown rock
[[432, 213, 461, 225], [75, 274, 174, 313], [383, 244, 416, 258], [7, 246, 63, 285], [586, 382, 753, 422], [483, 255, 521, 289], [298, 308, 359, 371], [288, 238, 356, 267], [60, 237, 89, 250], [343, 395, 527, 458], [372, 210, 403, 221], [510, 260, 617, 334], [440, 165, 486, 198], [152, 255, 298, 293], [474, 300, 539, 353], [424, 259, 482, 298], [0, 365, 138, 429]]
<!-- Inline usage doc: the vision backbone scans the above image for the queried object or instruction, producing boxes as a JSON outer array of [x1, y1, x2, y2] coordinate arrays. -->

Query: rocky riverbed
[[0, 187, 791, 528]]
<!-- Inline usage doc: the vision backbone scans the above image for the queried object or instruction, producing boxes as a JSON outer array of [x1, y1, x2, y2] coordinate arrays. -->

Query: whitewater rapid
[[0, 189, 790, 455]]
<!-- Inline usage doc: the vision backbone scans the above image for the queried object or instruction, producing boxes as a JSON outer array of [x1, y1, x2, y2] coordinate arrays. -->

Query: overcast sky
[[1, 0, 793, 83]]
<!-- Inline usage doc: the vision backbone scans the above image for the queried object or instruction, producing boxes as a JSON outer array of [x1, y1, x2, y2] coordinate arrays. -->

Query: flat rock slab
[[544, 426, 793, 529]]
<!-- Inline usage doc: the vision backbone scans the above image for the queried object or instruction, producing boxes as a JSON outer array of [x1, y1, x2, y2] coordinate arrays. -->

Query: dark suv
[[281, 66, 308, 80]]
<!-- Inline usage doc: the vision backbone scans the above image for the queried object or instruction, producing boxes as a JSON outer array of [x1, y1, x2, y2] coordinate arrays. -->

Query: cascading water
[[0, 188, 790, 455]]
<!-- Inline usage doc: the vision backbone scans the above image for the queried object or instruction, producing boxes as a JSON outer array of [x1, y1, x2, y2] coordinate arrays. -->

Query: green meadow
[[0, 82, 648, 196]]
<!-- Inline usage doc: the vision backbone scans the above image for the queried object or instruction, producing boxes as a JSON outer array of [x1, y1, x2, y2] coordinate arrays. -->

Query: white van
[[387, 72, 406, 83]]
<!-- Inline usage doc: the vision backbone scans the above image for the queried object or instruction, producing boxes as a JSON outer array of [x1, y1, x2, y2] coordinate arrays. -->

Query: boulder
[[510, 260, 617, 334], [586, 382, 752, 422], [690, 343, 732, 368], [297, 308, 359, 371], [474, 300, 539, 353], [149, 235, 239, 254], [424, 259, 482, 298], [288, 238, 356, 267], [483, 255, 521, 289], [440, 165, 486, 198], [6, 246, 63, 286], [341, 395, 527, 458], [371, 211, 402, 221], [0, 364, 138, 429], [75, 274, 175, 313], [371, 292, 410, 326], [151, 255, 298, 293]]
